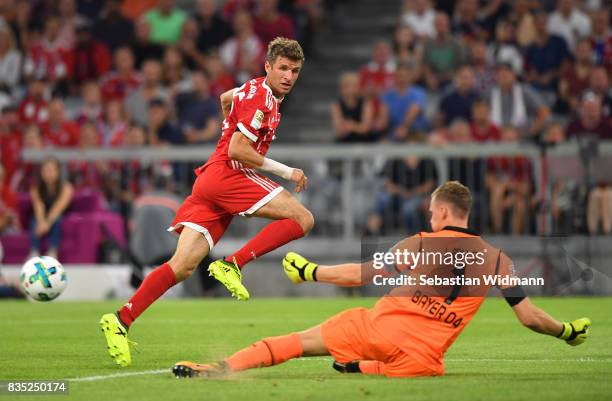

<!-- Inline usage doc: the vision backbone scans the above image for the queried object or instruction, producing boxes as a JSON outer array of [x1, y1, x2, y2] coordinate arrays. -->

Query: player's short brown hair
[[266, 37, 305, 64], [432, 181, 472, 218]]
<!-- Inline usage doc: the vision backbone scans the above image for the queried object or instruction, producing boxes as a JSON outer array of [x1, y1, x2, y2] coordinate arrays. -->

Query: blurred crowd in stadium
[[0, 0, 611, 263], [336, 0, 612, 239]]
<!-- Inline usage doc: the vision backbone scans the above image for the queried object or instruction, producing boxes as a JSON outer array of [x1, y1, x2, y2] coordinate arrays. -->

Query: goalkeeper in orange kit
[[172, 181, 591, 378]]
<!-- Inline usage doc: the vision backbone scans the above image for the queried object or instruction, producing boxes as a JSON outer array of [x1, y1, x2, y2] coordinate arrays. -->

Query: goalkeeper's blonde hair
[[432, 181, 472, 218]]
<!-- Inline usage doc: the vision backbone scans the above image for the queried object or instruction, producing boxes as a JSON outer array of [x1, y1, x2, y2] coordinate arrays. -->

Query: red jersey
[[359, 61, 396, 92], [100, 71, 141, 101], [201, 77, 281, 172], [253, 14, 295, 45], [0, 184, 17, 227], [487, 156, 532, 182], [18, 96, 49, 124], [41, 121, 80, 148], [470, 122, 501, 142], [27, 41, 70, 81], [0, 130, 22, 185]]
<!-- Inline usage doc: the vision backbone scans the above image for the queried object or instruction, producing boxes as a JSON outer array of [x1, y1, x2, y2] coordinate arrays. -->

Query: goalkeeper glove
[[283, 252, 318, 284], [557, 318, 591, 346]]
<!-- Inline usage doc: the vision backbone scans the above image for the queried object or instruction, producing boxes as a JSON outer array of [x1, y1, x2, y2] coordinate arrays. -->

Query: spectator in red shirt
[[253, 0, 295, 45], [74, 81, 104, 126], [0, 104, 22, 187], [558, 39, 596, 114], [66, 21, 112, 88], [359, 41, 396, 94], [13, 124, 44, 192], [40, 98, 79, 147], [24, 14, 70, 84], [486, 126, 533, 234], [69, 122, 104, 190], [205, 52, 235, 98], [566, 93, 612, 140], [219, 9, 264, 83], [470, 99, 501, 142], [586, 66, 612, 119], [18, 78, 49, 125], [222, 0, 255, 21], [360, 41, 396, 139], [98, 100, 128, 147], [105, 124, 153, 214], [101, 46, 141, 101], [0, 164, 17, 234]]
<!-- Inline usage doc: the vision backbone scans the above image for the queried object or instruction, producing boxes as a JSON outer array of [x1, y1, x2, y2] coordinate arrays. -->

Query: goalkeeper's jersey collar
[[442, 225, 479, 236]]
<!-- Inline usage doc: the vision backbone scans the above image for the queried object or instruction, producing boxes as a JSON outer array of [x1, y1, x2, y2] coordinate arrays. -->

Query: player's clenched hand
[[557, 317, 591, 346], [290, 168, 308, 193]]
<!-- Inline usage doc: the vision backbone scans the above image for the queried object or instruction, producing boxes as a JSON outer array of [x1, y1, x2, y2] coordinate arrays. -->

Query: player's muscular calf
[[254, 190, 315, 234]]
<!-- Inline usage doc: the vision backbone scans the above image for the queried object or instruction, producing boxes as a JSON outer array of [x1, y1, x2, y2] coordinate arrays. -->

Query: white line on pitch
[[68, 369, 168, 382]]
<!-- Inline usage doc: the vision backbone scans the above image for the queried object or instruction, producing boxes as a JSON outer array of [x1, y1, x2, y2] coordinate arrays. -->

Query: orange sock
[[358, 361, 384, 375], [225, 333, 303, 371]]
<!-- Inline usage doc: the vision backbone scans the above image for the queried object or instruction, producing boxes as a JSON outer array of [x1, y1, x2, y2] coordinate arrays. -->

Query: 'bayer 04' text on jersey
[[199, 77, 281, 173]]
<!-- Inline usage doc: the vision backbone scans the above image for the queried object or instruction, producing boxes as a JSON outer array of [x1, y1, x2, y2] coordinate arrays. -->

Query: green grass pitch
[[1, 297, 611, 401]]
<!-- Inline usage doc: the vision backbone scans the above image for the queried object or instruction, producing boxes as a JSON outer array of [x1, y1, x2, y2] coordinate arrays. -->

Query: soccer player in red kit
[[100, 38, 313, 367]]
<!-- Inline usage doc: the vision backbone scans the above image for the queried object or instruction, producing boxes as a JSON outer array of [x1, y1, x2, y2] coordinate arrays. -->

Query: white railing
[[22, 141, 612, 240]]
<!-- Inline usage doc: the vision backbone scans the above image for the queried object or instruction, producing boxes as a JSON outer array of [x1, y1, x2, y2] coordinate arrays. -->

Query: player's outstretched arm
[[511, 297, 591, 346], [228, 132, 307, 192], [283, 252, 381, 286]]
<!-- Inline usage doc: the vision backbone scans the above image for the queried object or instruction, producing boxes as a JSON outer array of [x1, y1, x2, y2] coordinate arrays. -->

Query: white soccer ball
[[20, 256, 67, 301]]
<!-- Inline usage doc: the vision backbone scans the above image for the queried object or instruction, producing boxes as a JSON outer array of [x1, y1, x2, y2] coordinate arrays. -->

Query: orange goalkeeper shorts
[[320, 307, 442, 377]]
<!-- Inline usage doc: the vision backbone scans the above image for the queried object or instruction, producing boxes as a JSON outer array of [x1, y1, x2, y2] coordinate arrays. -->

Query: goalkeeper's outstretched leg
[[173, 326, 329, 378]]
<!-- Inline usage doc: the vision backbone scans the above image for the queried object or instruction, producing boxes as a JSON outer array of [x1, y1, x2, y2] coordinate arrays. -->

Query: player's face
[[265, 56, 303, 97]]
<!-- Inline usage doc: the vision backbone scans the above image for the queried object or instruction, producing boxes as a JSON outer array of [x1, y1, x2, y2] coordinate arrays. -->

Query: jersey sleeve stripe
[[237, 122, 258, 142]]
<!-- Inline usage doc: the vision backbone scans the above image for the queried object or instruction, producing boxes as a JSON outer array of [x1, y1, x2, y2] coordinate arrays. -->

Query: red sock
[[224, 333, 303, 371], [228, 219, 304, 268], [118, 263, 176, 328]]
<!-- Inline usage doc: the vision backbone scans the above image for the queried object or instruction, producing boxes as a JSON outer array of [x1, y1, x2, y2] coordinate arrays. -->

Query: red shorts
[[321, 308, 442, 377], [168, 160, 283, 249]]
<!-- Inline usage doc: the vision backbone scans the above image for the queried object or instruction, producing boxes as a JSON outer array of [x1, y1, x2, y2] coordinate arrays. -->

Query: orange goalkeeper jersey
[[368, 226, 517, 371]]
